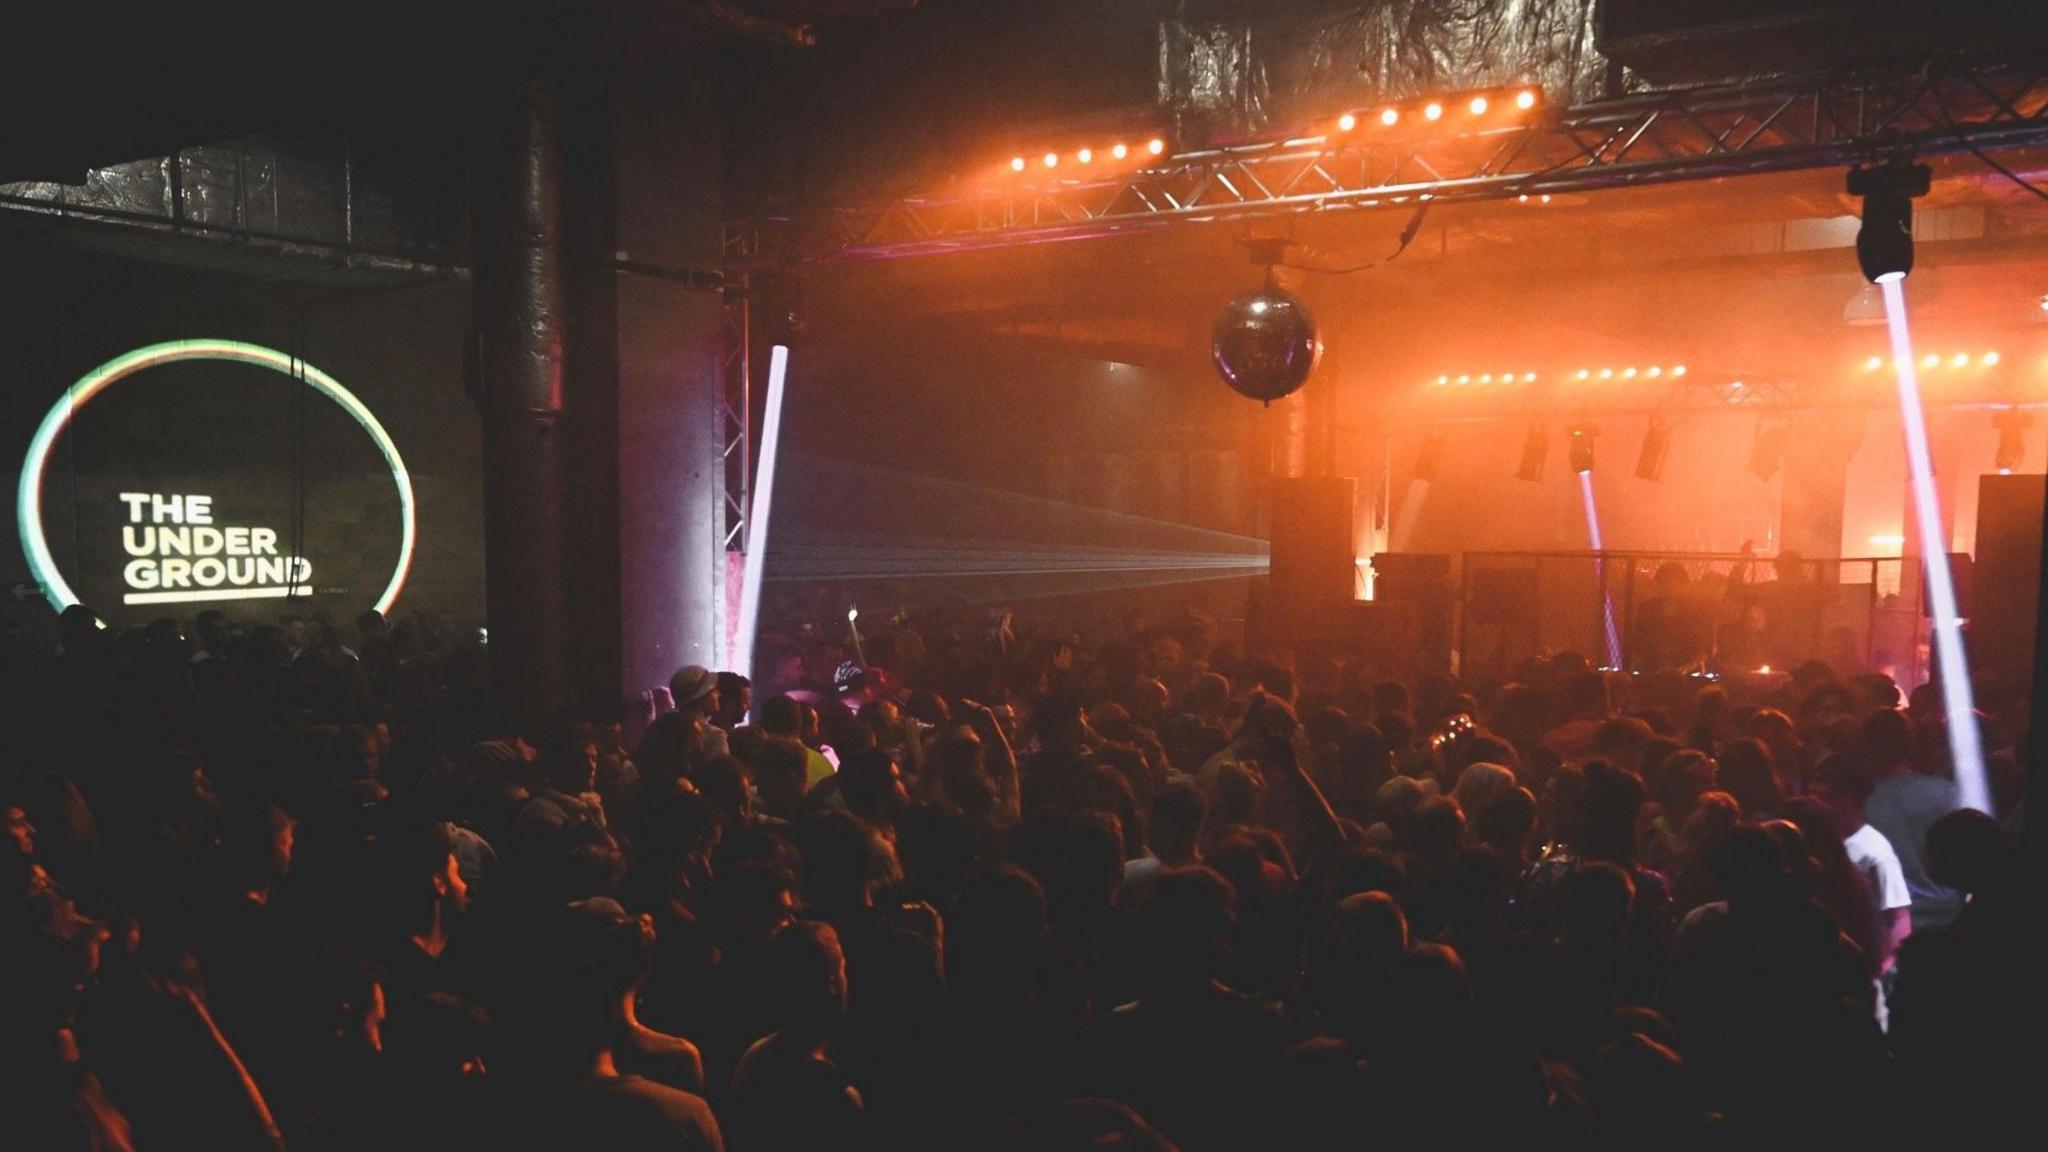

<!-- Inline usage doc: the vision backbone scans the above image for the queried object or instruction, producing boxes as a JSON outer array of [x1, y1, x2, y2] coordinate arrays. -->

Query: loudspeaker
[[1257, 477, 1354, 650], [1970, 474, 2042, 682], [1268, 477, 1355, 612]]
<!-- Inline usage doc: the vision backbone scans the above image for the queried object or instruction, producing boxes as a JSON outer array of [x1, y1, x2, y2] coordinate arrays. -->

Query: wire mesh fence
[[1456, 551, 1921, 682]]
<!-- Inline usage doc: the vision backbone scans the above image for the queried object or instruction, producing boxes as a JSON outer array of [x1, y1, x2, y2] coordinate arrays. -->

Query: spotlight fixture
[[1469, 95, 1489, 115], [1112, 143, 1129, 159], [1749, 421, 1791, 480], [1848, 160, 1932, 284], [1338, 112, 1358, 132], [1147, 138, 1166, 155], [1380, 107, 1399, 126], [1516, 424, 1549, 481], [1636, 416, 1673, 481], [1077, 148, 1093, 164], [1994, 408, 2032, 473], [1043, 152, 1059, 168], [1010, 156, 1026, 172], [1424, 102, 1444, 121], [1568, 426, 1597, 475], [1951, 353, 1970, 368], [1984, 351, 2001, 365], [1515, 89, 1538, 109]]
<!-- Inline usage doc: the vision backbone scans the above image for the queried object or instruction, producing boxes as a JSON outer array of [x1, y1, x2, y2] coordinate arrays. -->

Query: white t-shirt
[[1844, 823, 1912, 916]]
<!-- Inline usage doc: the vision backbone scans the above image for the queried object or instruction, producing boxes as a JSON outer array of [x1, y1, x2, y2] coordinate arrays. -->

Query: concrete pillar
[[472, 79, 571, 723], [612, 60, 727, 698]]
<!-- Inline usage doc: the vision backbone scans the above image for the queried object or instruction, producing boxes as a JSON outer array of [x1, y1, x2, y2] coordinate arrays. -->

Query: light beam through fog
[[1880, 277, 1989, 812], [735, 344, 789, 679]]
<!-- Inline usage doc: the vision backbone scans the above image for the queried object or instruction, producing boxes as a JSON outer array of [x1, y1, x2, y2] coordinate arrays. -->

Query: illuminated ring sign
[[18, 339, 416, 615]]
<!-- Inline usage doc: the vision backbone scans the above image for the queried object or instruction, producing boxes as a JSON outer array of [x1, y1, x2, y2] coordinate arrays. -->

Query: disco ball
[[1211, 286, 1322, 403]]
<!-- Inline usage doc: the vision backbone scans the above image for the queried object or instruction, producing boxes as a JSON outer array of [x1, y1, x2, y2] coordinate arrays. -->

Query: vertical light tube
[[734, 345, 788, 680], [1879, 277, 1989, 812], [1579, 471, 1623, 670]]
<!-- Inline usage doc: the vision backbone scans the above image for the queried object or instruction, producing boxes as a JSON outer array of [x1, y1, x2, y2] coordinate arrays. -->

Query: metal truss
[[719, 223, 756, 552], [789, 60, 2048, 261]]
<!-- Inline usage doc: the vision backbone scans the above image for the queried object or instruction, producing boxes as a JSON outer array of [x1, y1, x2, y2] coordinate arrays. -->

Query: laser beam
[[1879, 277, 1989, 812], [1578, 471, 1623, 670]]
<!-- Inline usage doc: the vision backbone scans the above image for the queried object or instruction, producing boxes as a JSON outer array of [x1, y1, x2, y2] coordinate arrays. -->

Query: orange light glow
[[1952, 353, 1971, 367], [1424, 102, 1444, 121], [1516, 89, 1538, 110], [1865, 355, 1883, 370], [1983, 351, 2001, 365], [1469, 96, 1489, 115], [1380, 107, 1399, 126], [1010, 156, 1026, 172], [1112, 143, 1129, 160], [1077, 148, 1092, 164], [1598, 368, 1614, 379], [1147, 138, 1166, 155], [1671, 365, 1687, 377], [1338, 112, 1357, 132], [1043, 152, 1059, 168]]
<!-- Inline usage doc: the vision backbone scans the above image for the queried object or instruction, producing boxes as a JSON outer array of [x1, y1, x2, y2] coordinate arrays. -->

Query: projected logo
[[18, 340, 416, 617]]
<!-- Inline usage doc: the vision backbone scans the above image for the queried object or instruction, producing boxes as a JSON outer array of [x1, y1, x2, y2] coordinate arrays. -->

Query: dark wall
[[0, 244, 483, 646]]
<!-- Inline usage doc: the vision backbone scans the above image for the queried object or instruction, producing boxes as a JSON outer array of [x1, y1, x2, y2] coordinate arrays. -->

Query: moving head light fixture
[[1848, 159, 1932, 284]]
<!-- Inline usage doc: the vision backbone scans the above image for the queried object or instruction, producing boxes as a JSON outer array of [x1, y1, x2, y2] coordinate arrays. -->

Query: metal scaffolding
[[782, 61, 2048, 261], [720, 222, 757, 553]]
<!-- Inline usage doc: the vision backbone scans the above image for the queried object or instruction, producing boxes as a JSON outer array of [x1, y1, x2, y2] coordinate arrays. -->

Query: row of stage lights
[[1331, 87, 1541, 135], [1010, 137, 1167, 173], [1430, 365, 1689, 387], [997, 84, 1542, 183], [1861, 351, 2001, 371]]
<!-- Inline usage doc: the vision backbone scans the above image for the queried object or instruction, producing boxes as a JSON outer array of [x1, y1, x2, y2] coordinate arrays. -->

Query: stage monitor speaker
[[1970, 474, 2043, 684], [1267, 476, 1355, 616], [1371, 553, 1450, 601]]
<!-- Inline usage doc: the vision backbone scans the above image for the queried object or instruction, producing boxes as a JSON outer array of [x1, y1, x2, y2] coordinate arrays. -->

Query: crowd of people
[[1, 594, 2032, 1150]]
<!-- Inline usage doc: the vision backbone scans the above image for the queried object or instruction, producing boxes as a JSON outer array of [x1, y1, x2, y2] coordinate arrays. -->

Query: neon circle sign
[[17, 339, 416, 615]]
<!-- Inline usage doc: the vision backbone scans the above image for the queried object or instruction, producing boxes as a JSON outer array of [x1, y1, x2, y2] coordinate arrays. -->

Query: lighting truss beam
[[773, 62, 2048, 261], [719, 224, 756, 552]]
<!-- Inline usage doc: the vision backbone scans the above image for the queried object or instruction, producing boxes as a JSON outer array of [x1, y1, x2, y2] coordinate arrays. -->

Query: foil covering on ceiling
[[0, 135, 463, 272], [1160, 0, 1614, 138]]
